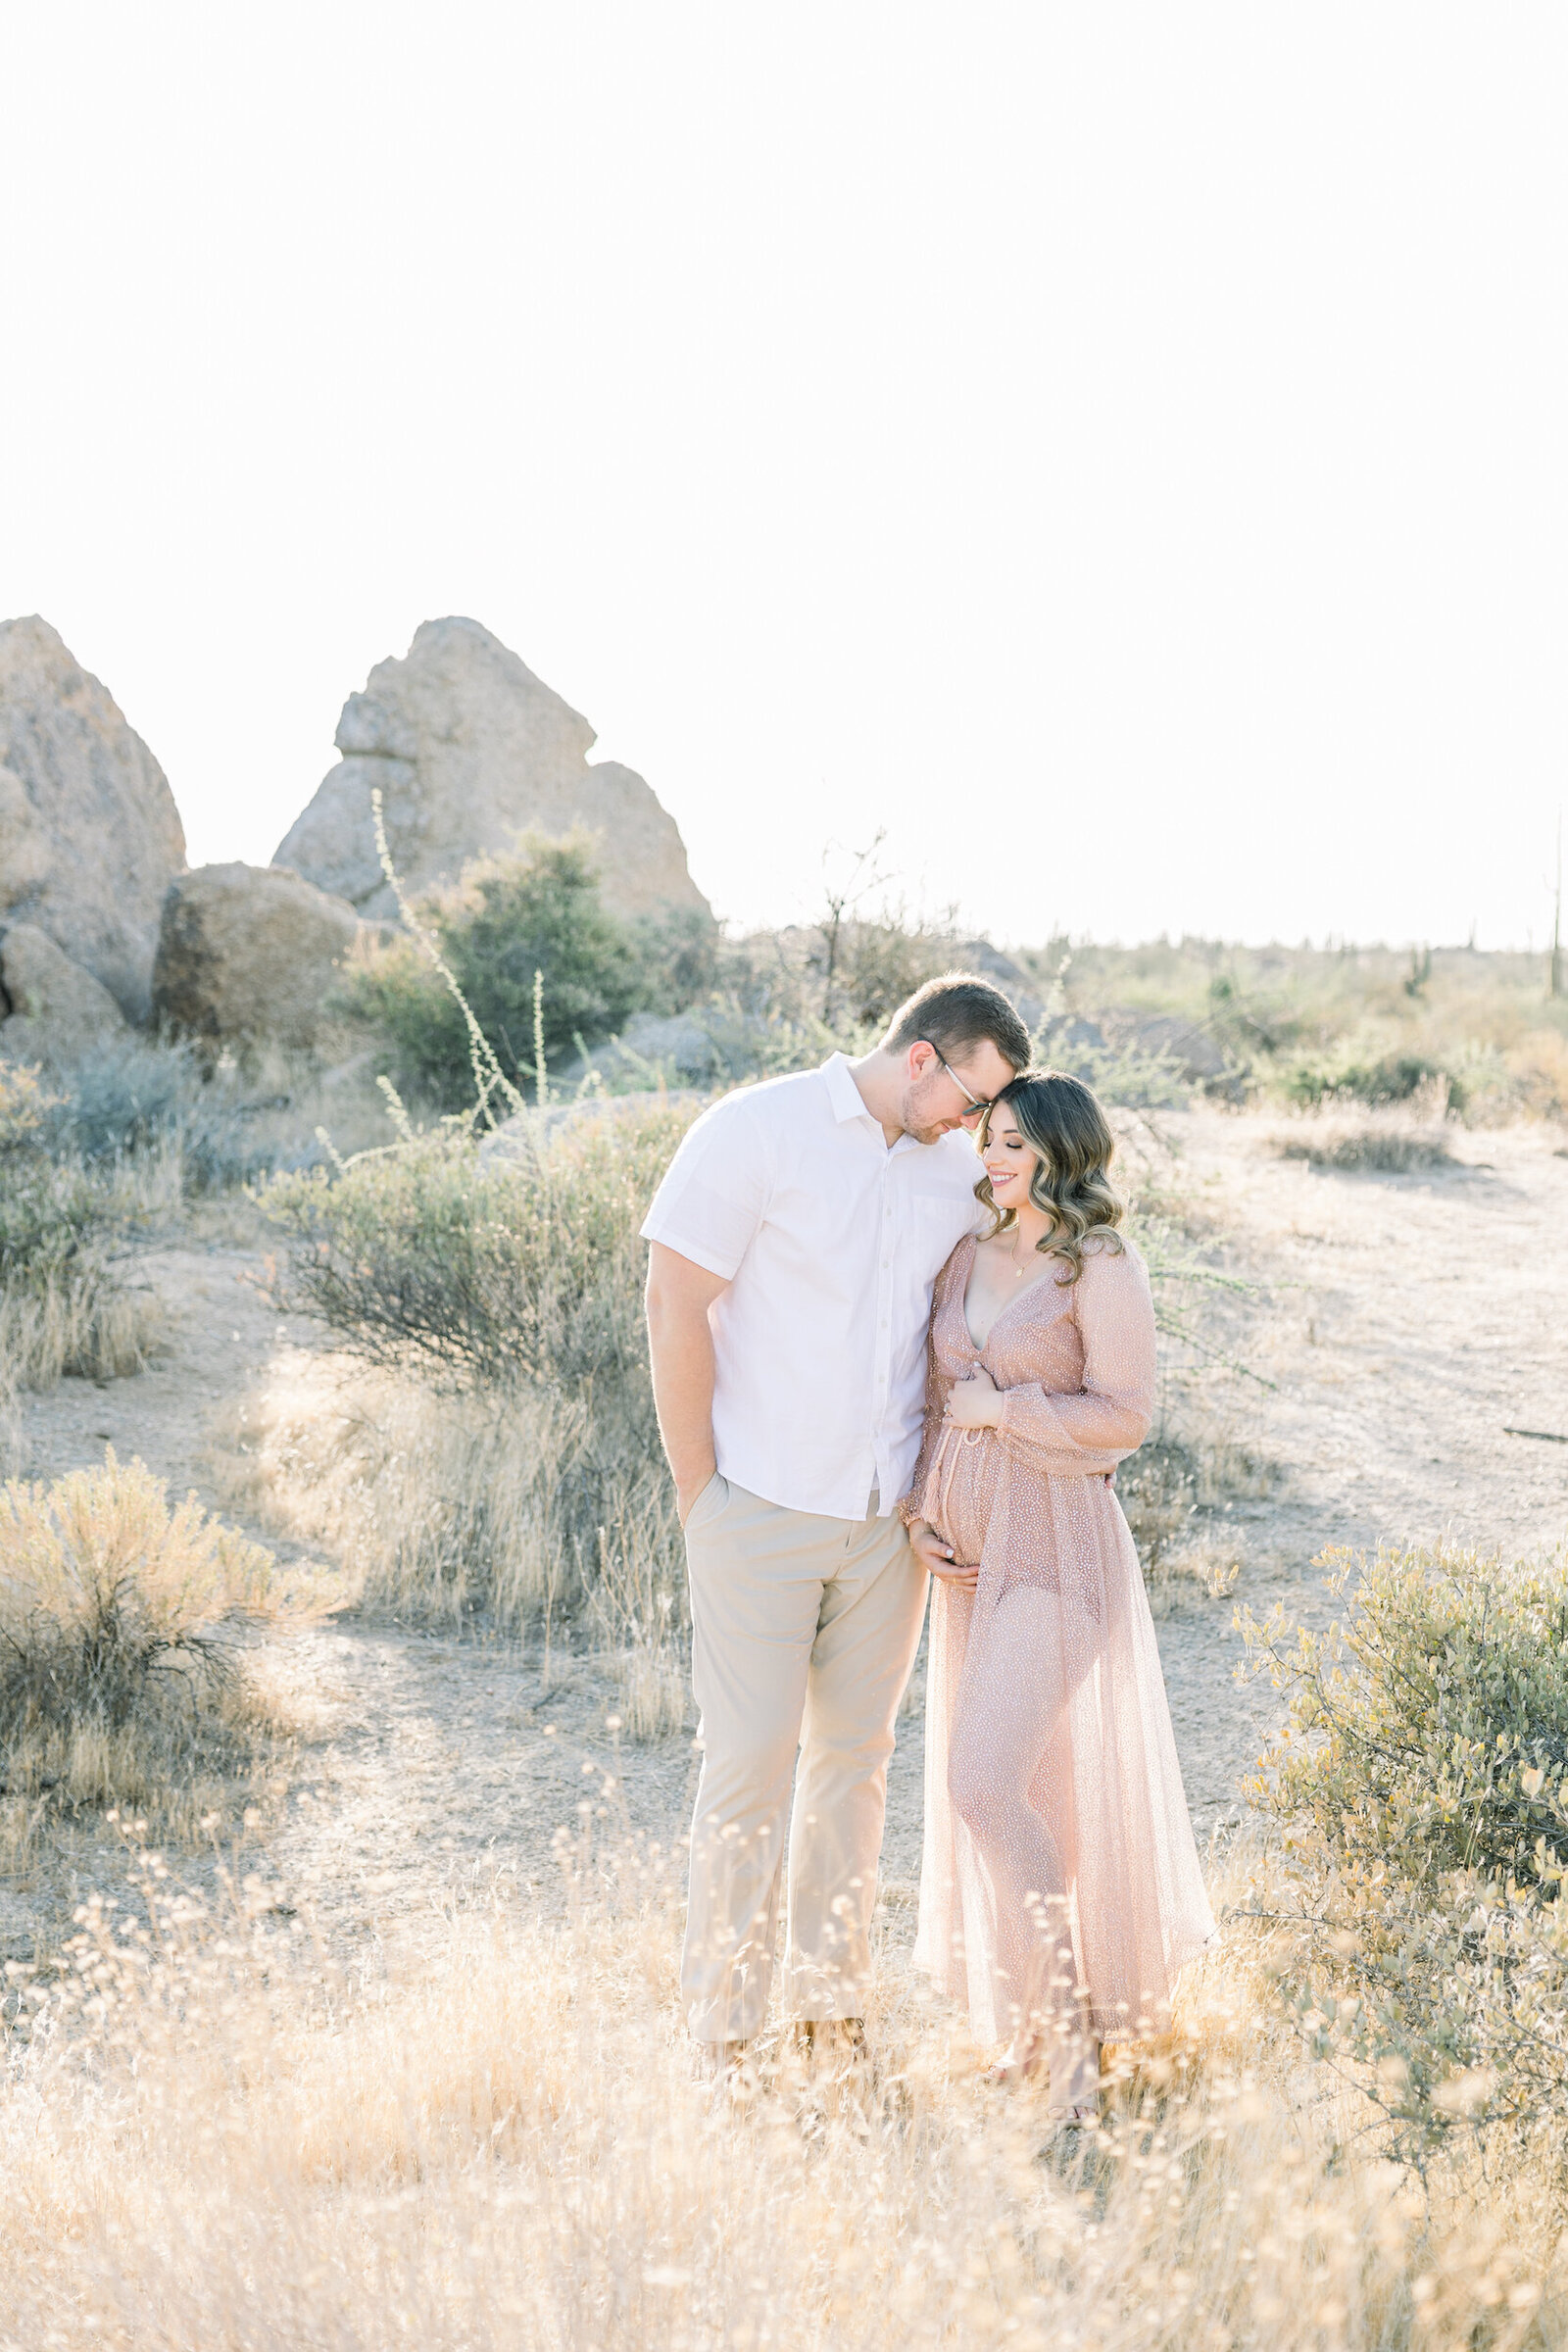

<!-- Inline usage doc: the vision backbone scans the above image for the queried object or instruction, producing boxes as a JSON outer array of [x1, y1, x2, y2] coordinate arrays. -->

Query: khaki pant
[[681, 1474, 928, 2043]]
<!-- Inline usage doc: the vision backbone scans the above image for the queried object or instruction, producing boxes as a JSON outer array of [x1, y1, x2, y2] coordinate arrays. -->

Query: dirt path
[[7, 1114, 1567, 1959]]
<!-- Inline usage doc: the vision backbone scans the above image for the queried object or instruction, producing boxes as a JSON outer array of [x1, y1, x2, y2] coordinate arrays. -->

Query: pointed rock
[[272, 617, 709, 922]]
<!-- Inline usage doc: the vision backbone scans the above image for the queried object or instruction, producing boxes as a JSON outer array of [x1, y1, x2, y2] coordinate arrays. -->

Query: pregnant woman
[[903, 1071, 1214, 2125]]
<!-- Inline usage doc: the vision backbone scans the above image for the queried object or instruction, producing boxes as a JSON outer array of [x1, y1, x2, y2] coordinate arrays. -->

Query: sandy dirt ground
[[5, 1111, 1567, 1967]]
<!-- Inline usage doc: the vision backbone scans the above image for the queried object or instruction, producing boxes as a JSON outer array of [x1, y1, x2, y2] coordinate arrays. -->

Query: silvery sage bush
[[260, 1103, 697, 1393], [1240, 1543, 1568, 2163], [258, 1102, 702, 1658]]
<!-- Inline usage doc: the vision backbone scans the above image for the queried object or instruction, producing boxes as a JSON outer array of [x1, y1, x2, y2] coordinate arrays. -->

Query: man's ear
[[906, 1040, 938, 1082]]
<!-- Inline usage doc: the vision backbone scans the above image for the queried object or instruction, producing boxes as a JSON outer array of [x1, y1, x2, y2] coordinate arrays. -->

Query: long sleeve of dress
[[992, 1242, 1155, 1478]]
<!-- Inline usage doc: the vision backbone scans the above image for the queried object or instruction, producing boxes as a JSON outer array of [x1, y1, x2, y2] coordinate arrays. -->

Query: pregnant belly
[[920, 1425, 1005, 1566]]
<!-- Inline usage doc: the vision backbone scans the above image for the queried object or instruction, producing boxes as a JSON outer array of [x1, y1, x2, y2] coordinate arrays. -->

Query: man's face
[[899, 1040, 1019, 1145]]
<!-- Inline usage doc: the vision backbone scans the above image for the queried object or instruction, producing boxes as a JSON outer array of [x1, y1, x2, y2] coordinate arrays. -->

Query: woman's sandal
[[982, 2039, 1047, 2088]]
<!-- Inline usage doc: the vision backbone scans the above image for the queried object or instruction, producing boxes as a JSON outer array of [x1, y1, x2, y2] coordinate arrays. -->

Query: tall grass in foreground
[[2, 1829, 1562, 2351]]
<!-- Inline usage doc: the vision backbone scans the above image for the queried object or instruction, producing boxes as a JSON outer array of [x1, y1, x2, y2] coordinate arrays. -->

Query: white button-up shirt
[[640, 1054, 983, 1519]]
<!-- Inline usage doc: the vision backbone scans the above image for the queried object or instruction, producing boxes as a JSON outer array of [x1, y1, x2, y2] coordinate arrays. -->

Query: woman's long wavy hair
[[974, 1070, 1125, 1286]]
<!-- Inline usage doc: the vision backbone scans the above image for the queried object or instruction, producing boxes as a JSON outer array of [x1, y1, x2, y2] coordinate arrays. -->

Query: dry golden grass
[[1, 1830, 1562, 2351], [1266, 1084, 1462, 1173], [0, 1266, 170, 1389], [0, 1455, 338, 1867], [1272, 1125, 1454, 1174], [1505, 1027, 1568, 1121], [213, 1352, 689, 1735]]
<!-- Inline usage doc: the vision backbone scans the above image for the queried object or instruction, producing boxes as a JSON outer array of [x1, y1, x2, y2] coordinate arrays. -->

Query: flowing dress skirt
[[913, 1438, 1216, 2043]]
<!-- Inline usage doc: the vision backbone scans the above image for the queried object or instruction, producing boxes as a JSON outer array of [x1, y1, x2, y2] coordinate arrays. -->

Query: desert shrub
[[1117, 1436, 1201, 1577], [1049, 1037, 1195, 1109], [1241, 1542, 1568, 2157], [1004, 937, 1567, 1124], [258, 1105, 697, 1714], [263, 1103, 694, 1390], [0, 1058, 58, 1150], [1507, 1026, 1568, 1119], [820, 913, 959, 1028], [1201, 969, 1304, 1061], [26, 1034, 305, 1194], [0, 1263, 164, 1391], [0, 1064, 165, 1385], [712, 901, 962, 1036], [349, 835, 662, 1110], [0, 1454, 326, 1833], [219, 1361, 688, 1732], [37, 1034, 209, 1160], [1117, 1413, 1271, 1597], [583, 995, 870, 1094], [1272, 1121, 1454, 1174], [0, 1152, 102, 1290], [1270, 1080, 1456, 1172], [628, 903, 723, 1014], [1284, 1052, 1463, 1112]]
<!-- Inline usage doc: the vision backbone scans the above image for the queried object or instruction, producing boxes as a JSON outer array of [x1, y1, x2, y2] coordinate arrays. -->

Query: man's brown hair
[[880, 972, 1032, 1074]]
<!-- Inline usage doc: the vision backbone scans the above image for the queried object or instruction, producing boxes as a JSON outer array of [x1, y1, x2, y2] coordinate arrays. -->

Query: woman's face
[[982, 1102, 1042, 1210]]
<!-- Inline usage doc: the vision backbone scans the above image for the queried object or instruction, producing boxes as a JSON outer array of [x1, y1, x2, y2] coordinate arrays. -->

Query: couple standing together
[[642, 974, 1214, 2121]]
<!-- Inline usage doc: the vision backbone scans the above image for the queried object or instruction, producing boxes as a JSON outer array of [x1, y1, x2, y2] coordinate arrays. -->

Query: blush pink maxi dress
[[904, 1233, 1215, 2049]]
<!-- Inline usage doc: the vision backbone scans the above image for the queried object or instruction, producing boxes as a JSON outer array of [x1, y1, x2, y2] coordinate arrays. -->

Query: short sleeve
[[639, 1095, 771, 1282]]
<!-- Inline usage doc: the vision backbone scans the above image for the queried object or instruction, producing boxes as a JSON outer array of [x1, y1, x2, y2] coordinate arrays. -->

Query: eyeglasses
[[923, 1045, 994, 1120]]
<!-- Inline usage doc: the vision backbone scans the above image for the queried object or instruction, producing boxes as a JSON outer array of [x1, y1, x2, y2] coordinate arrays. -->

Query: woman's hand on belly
[[909, 1517, 980, 1595]]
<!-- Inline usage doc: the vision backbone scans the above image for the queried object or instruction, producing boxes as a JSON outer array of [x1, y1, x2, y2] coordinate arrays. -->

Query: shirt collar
[[819, 1052, 876, 1126]]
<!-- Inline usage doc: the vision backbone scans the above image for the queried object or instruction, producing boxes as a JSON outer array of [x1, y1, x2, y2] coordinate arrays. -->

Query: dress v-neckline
[[958, 1234, 1063, 1353]]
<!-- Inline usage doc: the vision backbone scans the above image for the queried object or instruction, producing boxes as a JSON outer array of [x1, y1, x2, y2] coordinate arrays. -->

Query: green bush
[[0, 1063, 158, 1385], [349, 835, 664, 1110], [36, 1035, 278, 1189], [0, 1063, 92, 1298], [1284, 1052, 1464, 1112], [628, 905, 723, 1015], [1241, 1543, 1568, 2157], [262, 1103, 698, 1392], [260, 1105, 699, 1656], [0, 1156, 100, 1295]]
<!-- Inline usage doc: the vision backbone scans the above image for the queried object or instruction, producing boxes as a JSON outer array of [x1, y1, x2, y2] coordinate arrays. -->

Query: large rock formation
[[0, 922, 128, 1064], [273, 618, 710, 924], [152, 863, 362, 1061], [0, 617, 186, 1021]]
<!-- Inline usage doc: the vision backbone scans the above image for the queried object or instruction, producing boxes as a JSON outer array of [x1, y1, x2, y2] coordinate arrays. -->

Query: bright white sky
[[3, 4, 1565, 951]]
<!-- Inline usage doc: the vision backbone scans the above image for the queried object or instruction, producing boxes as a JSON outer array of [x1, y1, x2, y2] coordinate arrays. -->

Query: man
[[641, 972, 1032, 2068]]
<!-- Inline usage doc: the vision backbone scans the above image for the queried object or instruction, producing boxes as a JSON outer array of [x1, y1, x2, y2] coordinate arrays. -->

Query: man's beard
[[899, 1069, 957, 1144]]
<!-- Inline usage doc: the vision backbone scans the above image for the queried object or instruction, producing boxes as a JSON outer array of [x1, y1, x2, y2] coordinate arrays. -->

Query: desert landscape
[[2, 611, 1567, 2346]]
